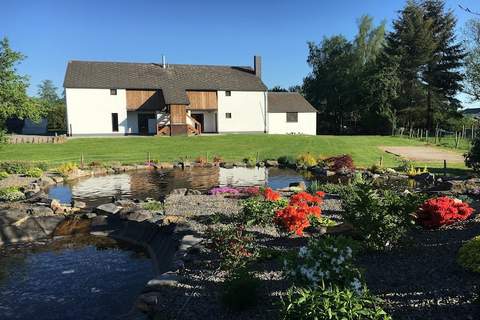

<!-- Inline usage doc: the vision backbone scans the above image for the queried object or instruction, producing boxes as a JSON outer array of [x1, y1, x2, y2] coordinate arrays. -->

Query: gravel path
[[381, 146, 463, 163]]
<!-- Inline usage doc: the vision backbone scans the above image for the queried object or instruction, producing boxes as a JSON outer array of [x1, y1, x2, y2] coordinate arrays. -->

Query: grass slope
[[0, 134, 465, 168]]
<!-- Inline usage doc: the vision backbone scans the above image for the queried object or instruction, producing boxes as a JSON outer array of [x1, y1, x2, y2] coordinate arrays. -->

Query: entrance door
[[138, 113, 155, 135], [191, 113, 204, 133]]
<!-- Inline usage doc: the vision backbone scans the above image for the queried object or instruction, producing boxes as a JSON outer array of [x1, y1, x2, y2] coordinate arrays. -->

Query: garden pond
[[47, 166, 421, 206], [0, 235, 153, 320]]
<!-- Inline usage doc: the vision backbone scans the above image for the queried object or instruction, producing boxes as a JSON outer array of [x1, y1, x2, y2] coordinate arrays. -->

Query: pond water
[[48, 167, 309, 205], [0, 236, 153, 320]]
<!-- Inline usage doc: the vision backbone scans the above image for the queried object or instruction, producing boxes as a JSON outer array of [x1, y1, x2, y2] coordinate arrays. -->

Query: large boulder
[[121, 209, 154, 222], [0, 208, 28, 225], [413, 172, 435, 184], [0, 216, 64, 245], [265, 160, 279, 167], [169, 188, 187, 196]]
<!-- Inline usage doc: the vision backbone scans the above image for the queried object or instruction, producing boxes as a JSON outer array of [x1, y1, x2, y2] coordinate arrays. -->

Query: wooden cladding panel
[[186, 91, 217, 110], [126, 90, 166, 111], [170, 104, 187, 124]]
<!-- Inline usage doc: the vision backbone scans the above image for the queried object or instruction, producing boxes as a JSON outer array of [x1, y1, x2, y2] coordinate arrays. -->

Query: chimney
[[254, 55, 261, 78], [162, 55, 166, 68]]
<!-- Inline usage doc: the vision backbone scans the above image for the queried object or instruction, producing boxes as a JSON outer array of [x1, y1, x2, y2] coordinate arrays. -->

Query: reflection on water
[[0, 236, 152, 320], [48, 167, 307, 205]]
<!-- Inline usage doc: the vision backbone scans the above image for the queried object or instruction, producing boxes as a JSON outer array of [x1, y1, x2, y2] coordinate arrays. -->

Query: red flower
[[416, 197, 474, 228], [263, 188, 281, 201], [274, 191, 325, 236]]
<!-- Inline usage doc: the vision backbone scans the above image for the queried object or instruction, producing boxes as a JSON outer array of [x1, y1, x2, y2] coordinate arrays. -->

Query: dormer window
[[110, 89, 117, 95], [225, 91, 231, 96]]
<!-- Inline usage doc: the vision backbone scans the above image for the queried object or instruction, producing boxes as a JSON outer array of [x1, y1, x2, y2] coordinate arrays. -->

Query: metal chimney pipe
[[162, 55, 166, 68], [254, 55, 261, 78]]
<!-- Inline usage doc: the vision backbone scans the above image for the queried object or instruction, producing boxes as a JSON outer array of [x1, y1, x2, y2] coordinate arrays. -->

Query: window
[[110, 89, 117, 95], [286, 112, 298, 123], [111, 113, 119, 132], [225, 91, 231, 96], [225, 113, 232, 119]]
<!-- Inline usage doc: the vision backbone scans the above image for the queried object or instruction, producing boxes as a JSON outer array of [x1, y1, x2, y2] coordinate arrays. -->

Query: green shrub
[[24, 167, 43, 178], [458, 235, 480, 273], [240, 196, 288, 226], [0, 161, 34, 174], [221, 268, 260, 311], [281, 285, 392, 320], [141, 200, 164, 212], [296, 152, 317, 168], [244, 155, 257, 167], [465, 136, 480, 172], [0, 187, 25, 202], [278, 155, 296, 168], [0, 171, 9, 180], [206, 225, 258, 270], [285, 236, 363, 292], [35, 162, 49, 171], [56, 162, 78, 176], [341, 183, 427, 250]]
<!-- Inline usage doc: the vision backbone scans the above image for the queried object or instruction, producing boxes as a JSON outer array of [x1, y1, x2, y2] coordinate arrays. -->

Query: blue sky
[[1, 0, 479, 104]]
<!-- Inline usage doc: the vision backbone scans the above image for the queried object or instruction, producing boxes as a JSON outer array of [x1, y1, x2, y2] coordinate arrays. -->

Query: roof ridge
[[68, 60, 252, 69]]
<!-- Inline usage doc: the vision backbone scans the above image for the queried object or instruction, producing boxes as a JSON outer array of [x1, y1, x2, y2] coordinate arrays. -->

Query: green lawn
[[0, 134, 467, 169]]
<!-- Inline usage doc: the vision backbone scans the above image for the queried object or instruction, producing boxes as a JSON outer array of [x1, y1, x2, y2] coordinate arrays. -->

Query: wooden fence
[[7, 134, 67, 144]]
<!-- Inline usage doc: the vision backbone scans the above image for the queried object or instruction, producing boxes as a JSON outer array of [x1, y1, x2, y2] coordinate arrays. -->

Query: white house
[[63, 56, 316, 136], [268, 92, 317, 135]]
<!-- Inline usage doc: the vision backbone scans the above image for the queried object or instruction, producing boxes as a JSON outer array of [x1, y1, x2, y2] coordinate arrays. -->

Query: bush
[[56, 162, 78, 176], [195, 156, 207, 164], [206, 225, 258, 269], [325, 154, 355, 173], [416, 197, 474, 228], [0, 187, 25, 202], [141, 200, 164, 212], [221, 268, 260, 311], [213, 155, 223, 163], [244, 155, 257, 167], [240, 188, 287, 225], [342, 183, 426, 250], [278, 155, 296, 168], [0, 161, 34, 174], [0, 171, 9, 180], [465, 136, 480, 172], [24, 167, 43, 178], [281, 285, 392, 320], [275, 191, 325, 236], [458, 235, 480, 273], [296, 152, 317, 168], [285, 236, 362, 292]]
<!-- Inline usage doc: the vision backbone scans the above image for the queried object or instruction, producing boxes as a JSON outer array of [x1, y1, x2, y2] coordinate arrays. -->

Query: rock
[[220, 162, 234, 169], [37, 176, 55, 188], [186, 189, 202, 195], [83, 212, 97, 219], [257, 161, 265, 167], [49, 199, 62, 211], [28, 205, 55, 217], [135, 292, 161, 312], [25, 183, 41, 193], [145, 272, 179, 289], [289, 181, 306, 191], [115, 199, 136, 207], [180, 234, 203, 250], [385, 168, 397, 174], [170, 188, 187, 196], [413, 172, 435, 184], [51, 176, 64, 184], [233, 162, 246, 168], [0, 208, 28, 225], [24, 190, 40, 199], [310, 166, 327, 175], [0, 216, 64, 244], [71, 200, 87, 209], [157, 162, 174, 169], [95, 203, 122, 215], [122, 209, 153, 222], [265, 160, 279, 167]]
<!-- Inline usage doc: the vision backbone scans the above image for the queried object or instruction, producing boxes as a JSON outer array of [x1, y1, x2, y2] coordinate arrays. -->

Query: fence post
[[444, 160, 447, 176], [425, 130, 428, 143], [472, 124, 475, 140], [80, 153, 84, 168]]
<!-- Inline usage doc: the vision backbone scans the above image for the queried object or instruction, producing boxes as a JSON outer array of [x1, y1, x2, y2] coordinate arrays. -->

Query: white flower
[[299, 246, 308, 258], [351, 278, 362, 294]]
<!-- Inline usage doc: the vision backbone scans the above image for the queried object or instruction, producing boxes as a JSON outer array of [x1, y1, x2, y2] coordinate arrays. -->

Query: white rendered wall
[[268, 112, 317, 135], [217, 91, 267, 133], [66, 88, 127, 135]]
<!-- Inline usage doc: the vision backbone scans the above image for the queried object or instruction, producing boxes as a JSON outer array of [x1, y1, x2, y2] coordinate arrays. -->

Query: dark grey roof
[[463, 108, 480, 116], [268, 92, 317, 113], [64, 61, 267, 104]]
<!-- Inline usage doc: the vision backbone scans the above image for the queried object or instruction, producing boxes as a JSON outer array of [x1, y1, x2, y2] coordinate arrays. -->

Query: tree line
[[273, 0, 480, 134]]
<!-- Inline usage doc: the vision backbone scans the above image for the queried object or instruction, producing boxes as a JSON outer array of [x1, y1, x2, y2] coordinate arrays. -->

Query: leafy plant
[[206, 225, 258, 269], [24, 167, 43, 178], [281, 285, 392, 320], [240, 188, 287, 225], [278, 155, 296, 168], [56, 162, 78, 176], [416, 197, 474, 228], [325, 154, 355, 173], [458, 235, 480, 273], [213, 155, 223, 163], [195, 155, 207, 164], [0, 171, 9, 180], [0, 187, 25, 202], [0, 161, 34, 174], [221, 268, 260, 311], [342, 182, 427, 250], [244, 155, 257, 167], [141, 200, 164, 212], [296, 152, 318, 168], [285, 236, 362, 291]]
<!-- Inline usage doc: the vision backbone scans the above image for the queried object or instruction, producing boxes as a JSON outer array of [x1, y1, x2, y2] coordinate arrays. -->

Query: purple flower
[[208, 187, 240, 195]]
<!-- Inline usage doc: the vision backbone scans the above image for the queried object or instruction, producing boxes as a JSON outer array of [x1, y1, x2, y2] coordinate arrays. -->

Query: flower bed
[[416, 197, 474, 228]]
